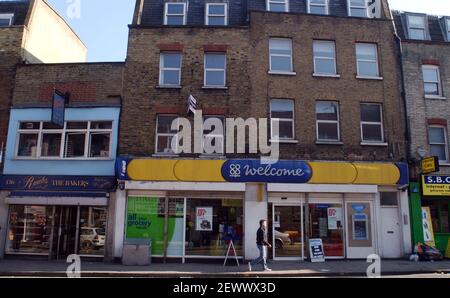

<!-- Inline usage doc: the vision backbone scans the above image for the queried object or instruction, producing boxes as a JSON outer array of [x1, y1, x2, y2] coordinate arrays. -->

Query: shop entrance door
[[53, 206, 79, 259], [380, 207, 402, 258], [272, 205, 304, 260]]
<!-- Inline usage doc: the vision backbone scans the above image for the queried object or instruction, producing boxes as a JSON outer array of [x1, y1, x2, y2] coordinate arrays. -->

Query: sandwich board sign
[[309, 238, 325, 262]]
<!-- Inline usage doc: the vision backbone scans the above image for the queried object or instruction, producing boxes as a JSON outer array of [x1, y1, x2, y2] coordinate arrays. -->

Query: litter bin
[[122, 238, 152, 266]]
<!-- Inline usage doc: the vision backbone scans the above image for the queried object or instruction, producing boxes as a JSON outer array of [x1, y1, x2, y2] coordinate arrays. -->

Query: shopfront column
[[113, 188, 127, 259], [244, 183, 268, 260], [0, 192, 8, 259]]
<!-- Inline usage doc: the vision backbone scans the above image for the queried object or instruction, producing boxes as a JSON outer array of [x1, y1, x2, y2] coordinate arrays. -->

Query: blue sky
[[47, 0, 450, 62]]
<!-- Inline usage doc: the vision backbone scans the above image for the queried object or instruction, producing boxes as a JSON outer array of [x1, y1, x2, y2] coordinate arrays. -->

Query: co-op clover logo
[[229, 164, 241, 178]]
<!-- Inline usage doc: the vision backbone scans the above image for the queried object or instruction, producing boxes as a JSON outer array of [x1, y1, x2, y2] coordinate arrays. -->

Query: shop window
[[185, 198, 243, 257], [6, 205, 52, 254], [316, 101, 340, 142], [308, 0, 328, 15], [348, 0, 368, 18], [164, 2, 186, 25], [205, 3, 227, 26], [0, 13, 14, 26], [428, 126, 449, 162], [159, 52, 182, 87], [360, 103, 384, 143], [270, 99, 295, 140], [355, 43, 379, 78], [267, 0, 289, 12], [313, 40, 336, 75], [202, 115, 225, 155], [422, 65, 442, 97], [407, 14, 427, 40], [380, 192, 398, 206], [16, 121, 113, 159], [78, 207, 108, 256], [423, 199, 450, 233], [309, 203, 344, 257], [269, 38, 294, 73], [204, 53, 226, 87], [156, 115, 179, 154]]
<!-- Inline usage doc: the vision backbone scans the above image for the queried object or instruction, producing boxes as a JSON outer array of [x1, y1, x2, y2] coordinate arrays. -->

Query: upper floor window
[[267, 0, 289, 12], [316, 101, 340, 142], [348, 0, 368, 18], [360, 103, 384, 143], [269, 38, 293, 74], [204, 53, 226, 87], [446, 18, 450, 41], [159, 52, 182, 87], [203, 115, 225, 155], [206, 3, 227, 26], [156, 115, 178, 154], [16, 121, 112, 159], [313, 40, 336, 75], [308, 0, 328, 15], [407, 14, 427, 40], [164, 2, 187, 25], [428, 126, 449, 162], [355, 43, 379, 78], [0, 13, 14, 26], [270, 99, 295, 140], [422, 65, 442, 97]]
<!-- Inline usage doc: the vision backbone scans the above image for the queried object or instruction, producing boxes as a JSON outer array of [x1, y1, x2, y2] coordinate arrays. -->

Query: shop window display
[[423, 199, 450, 233], [185, 199, 243, 257], [78, 207, 108, 256], [309, 204, 344, 257]]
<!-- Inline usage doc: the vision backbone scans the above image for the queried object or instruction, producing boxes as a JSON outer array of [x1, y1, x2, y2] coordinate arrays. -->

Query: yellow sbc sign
[[422, 175, 450, 196]]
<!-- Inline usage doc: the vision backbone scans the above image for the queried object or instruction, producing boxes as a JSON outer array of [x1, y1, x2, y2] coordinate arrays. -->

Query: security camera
[[397, 184, 409, 192], [118, 181, 125, 191]]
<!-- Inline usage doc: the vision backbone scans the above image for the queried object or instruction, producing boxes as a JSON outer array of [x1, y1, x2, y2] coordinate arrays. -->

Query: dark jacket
[[256, 227, 270, 246]]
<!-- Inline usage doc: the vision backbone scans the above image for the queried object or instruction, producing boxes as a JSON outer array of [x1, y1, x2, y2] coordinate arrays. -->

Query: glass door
[[53, 206, 78, 260], [272, 205, 304, 260]]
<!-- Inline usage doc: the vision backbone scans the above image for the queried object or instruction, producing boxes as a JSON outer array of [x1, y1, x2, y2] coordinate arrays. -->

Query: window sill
[[356, 76, 383, 81], [315, 140, 343, 145], [313, 73, 341, 78], [202, 86, 228, 90], [156, 85, 182, 89], [360, 142, 388, 147], [13, 157, 113, 161], [268, 70, 297, 76], [425, 95, 447, 100], [269, 139, 299, 144], [439, 162, 450, 167]]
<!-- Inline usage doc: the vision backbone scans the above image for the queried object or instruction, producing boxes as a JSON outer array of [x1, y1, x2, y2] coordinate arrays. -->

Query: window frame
[[266, 0, 289, 13], [313, 40, 337, 76], [422, 65, 443, 97], [159, 52, 182, 87], [164, 2, 187, 26], [307, 0, 329, 15], [270, 99, 295, 141], [360, 103, 384, 143], [269, 38, 294, 74], [446, 17, 450, 42], [203, 52, 227, 88], [201, 115, 225, 155], [406, 13, 428, 40], [15, 121, 113, 160], [347, 0, 368, 18], [0, 13, 14, 26], [428, 125, 449, 163], [205, 3, 228, 26], [355, 42, 380, 78], [155, 114, 179, 155], [315, 101, 341, 142]]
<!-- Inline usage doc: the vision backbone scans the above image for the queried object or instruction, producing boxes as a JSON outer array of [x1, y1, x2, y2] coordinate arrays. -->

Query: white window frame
[[15, 121, 113, 160], [422, 65, 443, 97], [0, 13, 14, 26], [428, 125, 449, 162], [205, 3, 228, 26], [446, 17, 450, 42], [360, 103, 384, 143], [201, 115, 225, 155], [155, 115, 179, 155], [347, 0, 368, 18], [307, 0, 329, 15], [266, 0, 289, 12], [159, 52, 182, 87], [269, 38, 294, 74], [164, 2, 187, 25], [316, 101, 340, 142], [204, 52, 227, 88], [313, 40, 337, 75], [270, 99, 295, 141], [406, 14, 428, 40], [355, 43, 380, 78]]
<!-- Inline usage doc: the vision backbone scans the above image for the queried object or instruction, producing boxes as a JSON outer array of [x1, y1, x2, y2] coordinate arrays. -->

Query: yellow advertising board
[[421, 156, 439, 174], [421, 207, 436, 247], [422, 175, 450, 196]]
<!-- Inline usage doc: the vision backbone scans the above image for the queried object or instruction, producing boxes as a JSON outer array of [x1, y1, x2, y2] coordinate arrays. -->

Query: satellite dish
[[417, 148, 427, 158]]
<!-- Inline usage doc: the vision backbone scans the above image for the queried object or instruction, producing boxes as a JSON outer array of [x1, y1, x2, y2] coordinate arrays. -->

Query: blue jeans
[[250, 245, 268, 269]]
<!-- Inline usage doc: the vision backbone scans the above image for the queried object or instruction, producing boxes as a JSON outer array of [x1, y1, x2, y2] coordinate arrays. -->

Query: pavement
[[0, 258, 449, 277]]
